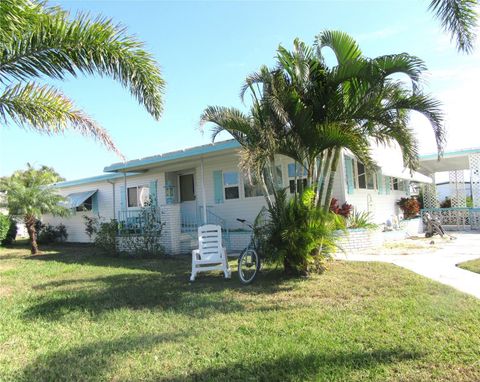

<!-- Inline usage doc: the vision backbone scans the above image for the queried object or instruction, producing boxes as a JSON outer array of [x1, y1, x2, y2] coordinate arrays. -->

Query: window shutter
[[149, 180, 158, 206], [344, 156, 355, 195], [405, 180, 411, 196], [213, 170, 224, 204], [120, 185, 126, 210], [385, 176, 391, 195], [92, 191, 99, 215], [377, 172, 384, 195]]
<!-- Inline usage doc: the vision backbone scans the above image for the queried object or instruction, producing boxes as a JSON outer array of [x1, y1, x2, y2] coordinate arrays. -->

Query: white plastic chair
[[190, 224, 231, 281]]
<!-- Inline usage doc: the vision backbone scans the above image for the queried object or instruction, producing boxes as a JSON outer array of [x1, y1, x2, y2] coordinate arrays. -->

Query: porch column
[[200, 158, 207, 224], [423, 173, 439, 208], [449, 170, 466, 207], [469, 153, 480, 208]]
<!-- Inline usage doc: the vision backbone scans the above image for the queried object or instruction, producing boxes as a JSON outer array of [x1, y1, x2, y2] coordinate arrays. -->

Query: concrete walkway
[[335, 232, 480, 299]]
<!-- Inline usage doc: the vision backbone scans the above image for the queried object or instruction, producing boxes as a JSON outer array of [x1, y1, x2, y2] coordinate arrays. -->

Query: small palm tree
[[0, 0, 165, 157], [1, 165, 69, 254]]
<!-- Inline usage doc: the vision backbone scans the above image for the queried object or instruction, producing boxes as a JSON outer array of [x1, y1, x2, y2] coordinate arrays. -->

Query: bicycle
[[236, 218, 261, 284]]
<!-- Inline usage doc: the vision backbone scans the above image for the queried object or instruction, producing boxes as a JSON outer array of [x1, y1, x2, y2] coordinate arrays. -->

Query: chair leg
[[190, 272, 196, 282]]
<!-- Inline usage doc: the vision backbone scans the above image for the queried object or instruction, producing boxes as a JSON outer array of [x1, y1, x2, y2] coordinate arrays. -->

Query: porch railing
[[181, 207, 231, 248], [421, 207, 480, 230], [117, 207, 162, 235]]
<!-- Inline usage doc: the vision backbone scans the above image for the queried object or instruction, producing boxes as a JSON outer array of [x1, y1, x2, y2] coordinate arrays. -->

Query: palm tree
[[0, 165, 69, 254], [0, 0, 165, 157], [201, 31, 444, 211], [428, 0, 478, 53]]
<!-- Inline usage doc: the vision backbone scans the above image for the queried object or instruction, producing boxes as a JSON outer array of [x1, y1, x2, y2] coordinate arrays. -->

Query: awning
[[381, 168, 433, 184], [66, 190, 97, 208]]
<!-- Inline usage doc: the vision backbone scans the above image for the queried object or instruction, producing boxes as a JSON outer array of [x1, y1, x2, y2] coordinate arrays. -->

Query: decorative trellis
[[423, 173, 439, 208], [449, 170, 466, 207], [470, 153, 480, 208]]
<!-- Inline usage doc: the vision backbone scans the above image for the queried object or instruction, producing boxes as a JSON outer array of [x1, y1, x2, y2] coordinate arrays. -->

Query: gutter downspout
[[107, 180, 116, 219], [200, 157, 207, 224]]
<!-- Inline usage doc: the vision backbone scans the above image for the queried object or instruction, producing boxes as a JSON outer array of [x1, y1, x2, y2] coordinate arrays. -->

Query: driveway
[[335, 232, 480, 299]]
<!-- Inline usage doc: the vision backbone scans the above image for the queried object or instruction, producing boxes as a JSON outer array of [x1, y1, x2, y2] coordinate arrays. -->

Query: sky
[[1, 0, 479, 180]]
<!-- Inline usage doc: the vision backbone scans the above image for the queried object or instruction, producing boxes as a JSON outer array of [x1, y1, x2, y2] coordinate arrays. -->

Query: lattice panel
[[423, 174, 439, 208], [469, 153, 480, 208], [449, 170, 467, 207]]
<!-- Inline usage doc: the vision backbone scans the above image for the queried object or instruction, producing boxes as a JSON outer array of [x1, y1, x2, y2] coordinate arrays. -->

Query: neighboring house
[[43, 139, 429, 253], [436, 181, 472, 203]]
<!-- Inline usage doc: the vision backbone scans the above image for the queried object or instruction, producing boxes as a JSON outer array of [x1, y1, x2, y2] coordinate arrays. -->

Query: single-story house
[[42, 139, 430, 254]]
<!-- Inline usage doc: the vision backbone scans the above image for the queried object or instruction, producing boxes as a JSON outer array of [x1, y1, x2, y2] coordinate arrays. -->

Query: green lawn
[[1, 244, 480, 381], [457, 258, 480, 274]]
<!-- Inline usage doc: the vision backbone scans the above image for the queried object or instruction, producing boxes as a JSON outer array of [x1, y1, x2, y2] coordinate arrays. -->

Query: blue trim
[[419, 147, 480, 160], [53, 173, 126, 188], [104, 140, 241, 172]]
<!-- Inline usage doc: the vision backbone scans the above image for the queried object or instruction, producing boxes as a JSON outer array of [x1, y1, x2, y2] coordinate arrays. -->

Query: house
[[42, 139, 430, 254]]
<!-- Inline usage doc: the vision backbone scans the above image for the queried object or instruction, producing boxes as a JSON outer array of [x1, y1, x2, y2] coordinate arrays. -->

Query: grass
[[1, 243, 480, 381], [457, 258, 480, 274]]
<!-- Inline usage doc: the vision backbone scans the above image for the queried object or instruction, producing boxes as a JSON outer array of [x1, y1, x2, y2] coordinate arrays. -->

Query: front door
[[179, 174, 196, 223]]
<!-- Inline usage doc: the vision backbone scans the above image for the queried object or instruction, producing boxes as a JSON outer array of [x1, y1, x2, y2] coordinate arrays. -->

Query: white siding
[[43, 181, 115, 242]]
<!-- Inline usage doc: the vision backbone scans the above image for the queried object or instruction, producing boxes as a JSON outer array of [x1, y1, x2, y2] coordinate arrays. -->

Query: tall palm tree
[[0, 0, 165, 157], [428, 0, 478, 53], [201, 31, 444, 211], [0, 165, 69, 254]]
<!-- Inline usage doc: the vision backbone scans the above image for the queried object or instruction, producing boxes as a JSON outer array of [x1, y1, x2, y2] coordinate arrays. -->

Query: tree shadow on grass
[[163, 347, 424, 381], [18, 332, 187, 382], [23, 265, 296, 321]]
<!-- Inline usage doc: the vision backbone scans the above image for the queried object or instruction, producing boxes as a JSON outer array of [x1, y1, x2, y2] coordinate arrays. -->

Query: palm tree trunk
[[24, 215, 39, 255], [316, 149, 333, 207], [323, 148, 341, 213]]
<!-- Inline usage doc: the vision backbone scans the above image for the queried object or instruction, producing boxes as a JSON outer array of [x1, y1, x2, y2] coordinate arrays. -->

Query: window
[[223, 172, 239, 200], [356, 161, 375, 190], [76, 196, 92, 212], [288, 163, 307, 194], [244, 166, 283, 197], [392, 178, 399, 190], [357, 162, 366, 189], [127, 186, 150, 207]]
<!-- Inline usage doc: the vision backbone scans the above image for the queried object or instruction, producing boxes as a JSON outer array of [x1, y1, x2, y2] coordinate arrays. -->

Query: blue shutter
[[213, 170, 224, 204], [92, 191, 99, 215], [385, 176, 391, 195], [149, 180, 158, 206], [344, 156, 355, 195], [120, 185, 126, 211], [377, 172, 384, 195]]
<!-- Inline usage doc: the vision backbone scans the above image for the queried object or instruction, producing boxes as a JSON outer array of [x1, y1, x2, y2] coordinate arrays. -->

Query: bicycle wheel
[[238, 249, 259, 284]]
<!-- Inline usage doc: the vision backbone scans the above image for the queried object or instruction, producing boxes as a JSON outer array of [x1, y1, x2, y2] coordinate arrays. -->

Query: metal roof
[[103, 139, 241, 173]]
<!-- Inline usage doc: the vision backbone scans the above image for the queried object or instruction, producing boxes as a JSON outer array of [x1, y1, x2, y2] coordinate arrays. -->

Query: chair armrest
[[192, 249, 200, 259]]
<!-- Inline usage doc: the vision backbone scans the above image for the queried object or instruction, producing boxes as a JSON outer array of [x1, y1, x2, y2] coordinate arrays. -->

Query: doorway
[[179, 174, 196, 223]]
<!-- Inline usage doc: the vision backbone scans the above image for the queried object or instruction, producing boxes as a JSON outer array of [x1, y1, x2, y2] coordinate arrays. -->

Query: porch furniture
[[190, 224, 231, 281]]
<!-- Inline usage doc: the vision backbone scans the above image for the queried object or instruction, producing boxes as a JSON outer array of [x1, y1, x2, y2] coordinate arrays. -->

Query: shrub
[[259, 188, 343, 276], [1, 218, 17, 245], [347, 211, 377, 229], [94, 219, 118, 256], [329, 198, 352, 218], [397, 197, 421, 218], [37, 223, 68, 244], [83, 215, 98, 241], [0, 214, 10, 244]]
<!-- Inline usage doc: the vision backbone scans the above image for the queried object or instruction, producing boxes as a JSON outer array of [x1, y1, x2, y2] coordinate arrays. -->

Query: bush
[[347, 211, 377, 229], [0, 214, 10, 244], [397, 197, 421, 218], [37, 222, 68, 244], [94, 219, 118, 256], [1, 218, 17, 245], [329, 198, 352, 218], [259, 188, 343, 276]]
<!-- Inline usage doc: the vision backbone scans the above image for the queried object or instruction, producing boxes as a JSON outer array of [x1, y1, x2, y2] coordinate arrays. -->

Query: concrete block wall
[[336, 229, 384, 254]]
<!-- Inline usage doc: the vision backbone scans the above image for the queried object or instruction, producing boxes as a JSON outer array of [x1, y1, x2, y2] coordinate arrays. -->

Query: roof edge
[[103, 139, 241, 172]]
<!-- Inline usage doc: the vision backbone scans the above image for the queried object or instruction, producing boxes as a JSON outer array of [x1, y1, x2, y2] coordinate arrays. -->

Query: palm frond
[[315, 30, 363, 64], [0, 82, 122, 158], [0, 3, 164, 119], [429, 0, 478, 53]]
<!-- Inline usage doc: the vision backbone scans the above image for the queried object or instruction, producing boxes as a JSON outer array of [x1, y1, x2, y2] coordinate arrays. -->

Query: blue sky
[[1, 0, 479, 180]]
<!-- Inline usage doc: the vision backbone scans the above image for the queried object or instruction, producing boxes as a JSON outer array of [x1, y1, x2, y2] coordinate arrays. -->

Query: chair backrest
[[198, 224, 223, 261]]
